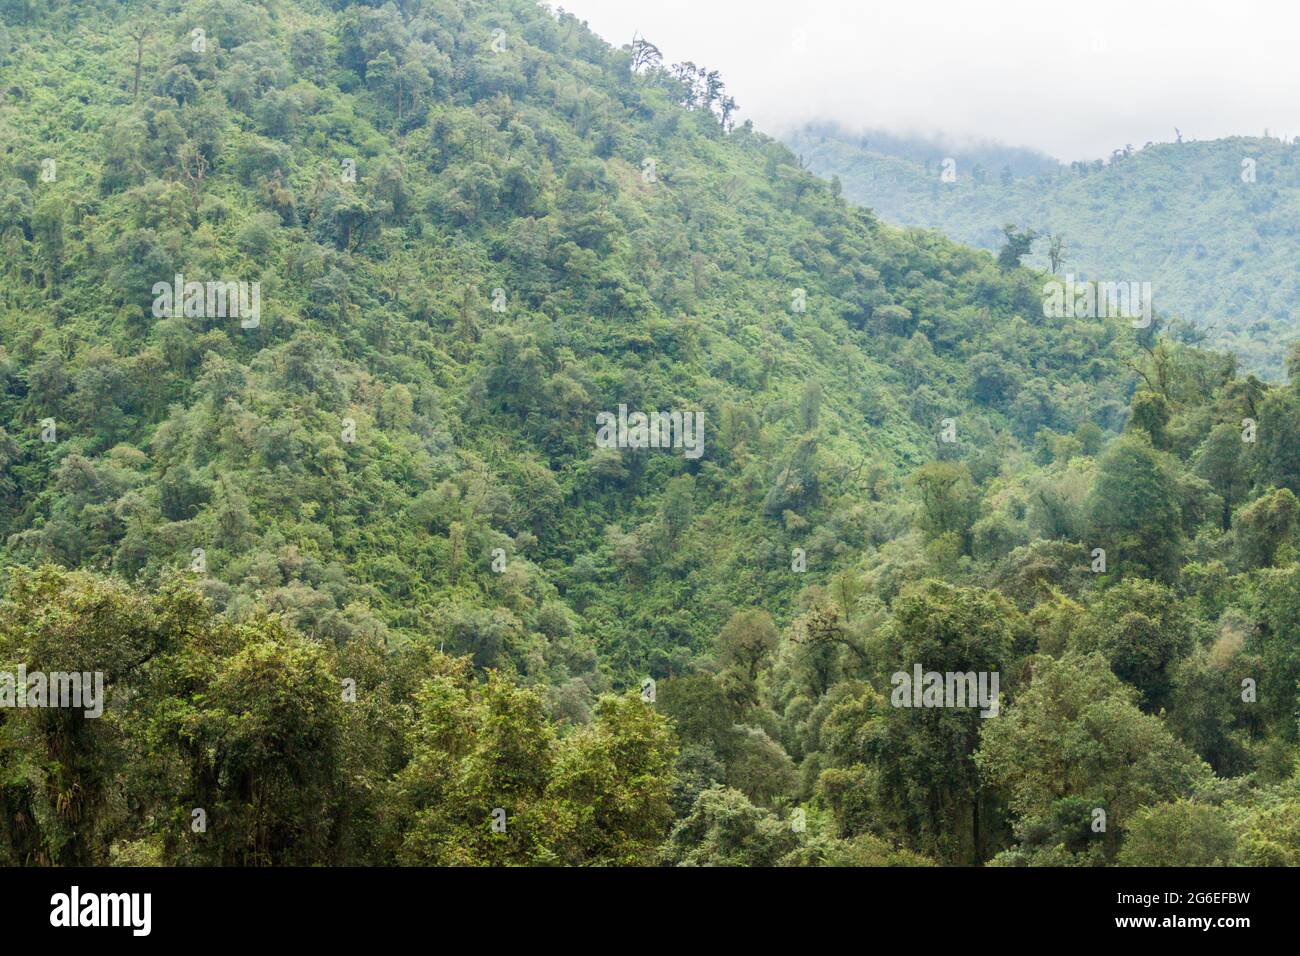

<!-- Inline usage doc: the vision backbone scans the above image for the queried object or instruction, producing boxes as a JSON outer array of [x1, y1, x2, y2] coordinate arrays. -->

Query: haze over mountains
[[787, 121, 1300, 379]]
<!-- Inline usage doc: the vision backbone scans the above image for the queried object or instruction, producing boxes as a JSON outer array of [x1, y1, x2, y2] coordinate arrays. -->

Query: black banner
[[0, 866, 1272, 942]]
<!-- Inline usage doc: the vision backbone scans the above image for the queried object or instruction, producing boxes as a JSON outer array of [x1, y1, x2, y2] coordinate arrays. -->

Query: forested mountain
[[1, 0, 1299, 868], [787, 120, 1300, 379]]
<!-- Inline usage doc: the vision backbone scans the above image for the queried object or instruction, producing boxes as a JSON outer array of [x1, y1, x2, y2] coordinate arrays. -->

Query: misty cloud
[[558, 0, 1300, 160]]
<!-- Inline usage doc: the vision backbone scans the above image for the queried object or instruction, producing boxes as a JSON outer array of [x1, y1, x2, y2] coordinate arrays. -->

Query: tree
[[912, 461, 978, 555], [0, 567, 192, 865], [1246, 564, 1300, 735], [1086, 434, 1183, 580], [799, 379, 823, 431], [977, 652, 1210, 852], [1167, 642, 1252, 776], [658, 674, 740, 761], [167, 616, 344, 865], [661, 786, 798, 866], [996, 224, 1038, 269], [1235, 487, 1299, 569], [1254, 386, 1300, 494], [629, 34, 662, 73], [1, 0, 1290, 873], [1195, 422, 1249, 530], [1047, 234, 1065, 274], [548, 694, 677, 865], [988, 796, 1108, 866], [1117, 800, 1235, 866], [1126, 390, 1170, 449], [392, 672, 556, 866], [716, 609, 779, 704], [822, 582, 1014, 863], [1237, 801, 1300, 866], [390, 676, 678, 866], [967, 353, 1019, 407], [1074, 578, 1195, 711], [659, 474, 696, 544], [127, 18, 152, 102]]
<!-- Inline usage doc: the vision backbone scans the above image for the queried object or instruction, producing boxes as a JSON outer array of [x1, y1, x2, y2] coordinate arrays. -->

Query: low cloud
[[559, 0, 1300, 160]]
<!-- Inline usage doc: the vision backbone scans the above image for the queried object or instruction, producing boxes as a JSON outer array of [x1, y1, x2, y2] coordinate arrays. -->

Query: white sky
[[554, 0, 1300, 161]]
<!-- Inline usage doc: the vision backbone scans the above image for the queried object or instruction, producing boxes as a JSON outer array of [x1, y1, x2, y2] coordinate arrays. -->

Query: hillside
[[787, 121, 1300, 378], [1, 0, 1299, 868]]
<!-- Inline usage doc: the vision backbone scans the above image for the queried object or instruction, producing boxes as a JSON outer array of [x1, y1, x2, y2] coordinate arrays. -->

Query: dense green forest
[[787, 121, 1300, 380], [1, 0, 1300, 867]]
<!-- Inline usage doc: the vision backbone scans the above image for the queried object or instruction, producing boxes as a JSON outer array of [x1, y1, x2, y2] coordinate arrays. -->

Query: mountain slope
[[787, 121, 1300, 378], [0, 0, 1145, 671]]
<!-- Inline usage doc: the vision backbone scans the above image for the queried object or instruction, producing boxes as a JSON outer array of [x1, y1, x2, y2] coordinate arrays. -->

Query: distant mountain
[[790, 123, 1061, 179], [787, 121, 1300, 378]]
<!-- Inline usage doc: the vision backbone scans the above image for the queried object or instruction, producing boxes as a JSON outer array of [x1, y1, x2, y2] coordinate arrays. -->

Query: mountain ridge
[[787, 120, 1300, 378]]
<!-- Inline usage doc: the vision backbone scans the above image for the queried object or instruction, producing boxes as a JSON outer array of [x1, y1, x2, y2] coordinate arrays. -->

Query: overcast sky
[[555, 0, 1300, 161]]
